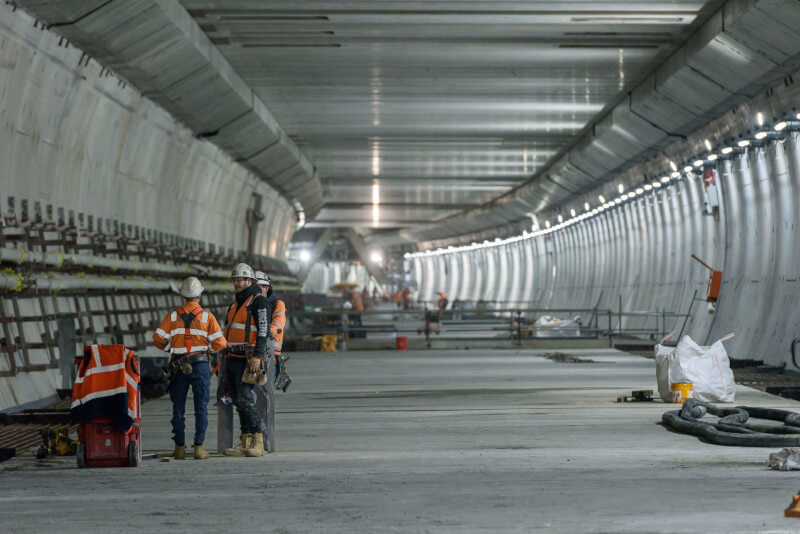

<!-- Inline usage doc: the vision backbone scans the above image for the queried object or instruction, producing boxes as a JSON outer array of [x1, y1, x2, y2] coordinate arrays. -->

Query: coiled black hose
[[662, 399, 800, 447]]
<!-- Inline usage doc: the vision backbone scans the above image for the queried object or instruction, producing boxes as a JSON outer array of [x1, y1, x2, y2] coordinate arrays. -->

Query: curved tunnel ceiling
[[176, 0, 722, 234], [16, 0, 800, 249]]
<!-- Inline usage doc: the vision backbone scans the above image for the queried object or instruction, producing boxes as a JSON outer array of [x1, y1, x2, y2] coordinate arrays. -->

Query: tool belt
[[225, 344, 254, 358], [161, 352, 214, 381]]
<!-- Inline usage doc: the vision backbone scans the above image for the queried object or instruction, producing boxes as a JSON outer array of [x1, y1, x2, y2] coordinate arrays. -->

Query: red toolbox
[[76, 403, 141, 468]]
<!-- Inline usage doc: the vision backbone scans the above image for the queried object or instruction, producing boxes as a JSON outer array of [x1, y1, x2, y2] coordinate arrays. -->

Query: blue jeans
[[170, 361, 210, 446]]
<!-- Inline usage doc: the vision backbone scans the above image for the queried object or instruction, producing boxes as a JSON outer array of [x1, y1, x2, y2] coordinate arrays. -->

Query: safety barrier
[[289, 304, 693, 350]]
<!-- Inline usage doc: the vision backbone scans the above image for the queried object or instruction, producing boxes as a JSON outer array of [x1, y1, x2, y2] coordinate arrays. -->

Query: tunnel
[[4, 1, 800, 531]]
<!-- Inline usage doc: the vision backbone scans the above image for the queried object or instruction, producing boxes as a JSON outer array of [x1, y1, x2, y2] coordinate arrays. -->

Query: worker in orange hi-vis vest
[[153, 276, 227, 460], [255, 271, 291, 392], [221, 263, 271, 458]]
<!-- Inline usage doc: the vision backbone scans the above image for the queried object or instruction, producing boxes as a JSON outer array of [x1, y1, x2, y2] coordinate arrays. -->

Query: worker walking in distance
[[221, 263, 270, 457], [153, 276, 227, 460]]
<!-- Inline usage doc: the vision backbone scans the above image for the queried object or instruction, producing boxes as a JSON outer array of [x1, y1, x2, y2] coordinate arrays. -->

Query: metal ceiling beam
[[397, 0, 800, 244], [293, 228, 334, 285]]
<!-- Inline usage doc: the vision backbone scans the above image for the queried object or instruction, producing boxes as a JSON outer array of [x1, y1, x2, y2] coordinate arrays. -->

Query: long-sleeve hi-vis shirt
[[152, 301, 227, 359], [270, 299, 286, 356]]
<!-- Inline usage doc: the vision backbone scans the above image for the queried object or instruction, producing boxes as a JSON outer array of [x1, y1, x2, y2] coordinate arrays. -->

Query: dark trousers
[[224, 357, 264, 434], [169, 361, 210, 446]]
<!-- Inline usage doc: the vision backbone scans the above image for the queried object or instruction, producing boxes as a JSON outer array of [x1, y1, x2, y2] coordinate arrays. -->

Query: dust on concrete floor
[[2, 348, 800, 533]]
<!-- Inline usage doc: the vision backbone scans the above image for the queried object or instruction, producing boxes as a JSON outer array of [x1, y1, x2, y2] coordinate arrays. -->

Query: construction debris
[[616, 390, 654, 403], [544, 352, 597, 364]]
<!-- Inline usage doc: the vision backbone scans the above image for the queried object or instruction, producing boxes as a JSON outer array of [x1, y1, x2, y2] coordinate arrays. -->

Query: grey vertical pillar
[[57, 314, 77, 390], [217, 401, 234, 452]]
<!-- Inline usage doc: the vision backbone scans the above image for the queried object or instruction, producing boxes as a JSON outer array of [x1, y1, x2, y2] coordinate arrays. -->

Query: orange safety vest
[[71, 344, 140, 432], [153, 303, 226, 359], [225, 295, 258, 355], [271, 299, 287, 356]]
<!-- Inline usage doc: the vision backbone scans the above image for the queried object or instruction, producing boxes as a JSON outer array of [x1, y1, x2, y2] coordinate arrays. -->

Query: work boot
[[173, 445, 186, 460], [193, 444, 209, 460], [245, 433, 265, 457], [223, 434, 251, 457]]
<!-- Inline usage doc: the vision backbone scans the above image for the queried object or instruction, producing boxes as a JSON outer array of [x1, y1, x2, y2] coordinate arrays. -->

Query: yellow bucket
[[320, 334, 338, 352], [670, 382, 693, 403]]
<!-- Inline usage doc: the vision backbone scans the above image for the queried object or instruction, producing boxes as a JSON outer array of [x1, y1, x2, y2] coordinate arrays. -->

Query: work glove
[[247, 356, 261, 373]]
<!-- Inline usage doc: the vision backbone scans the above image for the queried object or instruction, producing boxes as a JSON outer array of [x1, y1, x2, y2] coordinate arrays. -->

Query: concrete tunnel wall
[[0, 5, 297, 260], [410, 132, 800, 368]]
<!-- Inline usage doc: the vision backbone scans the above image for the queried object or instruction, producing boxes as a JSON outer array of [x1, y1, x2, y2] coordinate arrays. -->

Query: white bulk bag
[[667, 335, 736, 403]]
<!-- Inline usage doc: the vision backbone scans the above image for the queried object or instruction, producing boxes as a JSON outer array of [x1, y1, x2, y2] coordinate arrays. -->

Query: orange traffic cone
[[785, 493, 800, 517]]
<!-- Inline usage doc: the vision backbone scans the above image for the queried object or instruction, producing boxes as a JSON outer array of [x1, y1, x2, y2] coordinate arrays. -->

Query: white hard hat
[[179, 276, 204, 298], [255, 270, 271, 286], [231, 263, 255, 279]]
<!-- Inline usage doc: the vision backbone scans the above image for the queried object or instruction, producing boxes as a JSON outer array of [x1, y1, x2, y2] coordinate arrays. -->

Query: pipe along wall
[[410, 132, 800, 368]]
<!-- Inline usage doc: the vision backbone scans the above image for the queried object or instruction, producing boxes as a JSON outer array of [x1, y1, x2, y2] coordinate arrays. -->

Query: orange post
[[785, 493, 800, 517], [692, 254, 722, 302]]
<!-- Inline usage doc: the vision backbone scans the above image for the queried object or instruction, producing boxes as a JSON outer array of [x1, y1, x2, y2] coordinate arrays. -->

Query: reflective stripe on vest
[[225, 295, 257, 345]]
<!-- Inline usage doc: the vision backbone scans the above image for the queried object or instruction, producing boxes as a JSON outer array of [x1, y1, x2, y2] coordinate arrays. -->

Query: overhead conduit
[[15, 0, 323, 220]]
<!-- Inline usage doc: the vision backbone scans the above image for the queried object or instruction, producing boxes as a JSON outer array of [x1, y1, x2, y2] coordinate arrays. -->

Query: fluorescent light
[[776, 121, 788, 131], [557, 214, 563, 223], [299, 250, 311, 262], [660, 176, 670, 183], [671, 171, 681, 178], [707, 154, 718, 161], [599, 195, 606, 203], [684, 166, 693, 173], [372, 182, 380, 204], [721, 147, 733, 155], [545, 221, 551, 228], [584, 202, 590, 211], [570, 209, 576, 217], [704, 139, 712, 151], [592, 209, 599, 214], [652, 182, 662, 188], [669, 161, 678, 172], [694, 160, 704, 167], [644, 184, 652, 191], [738, 139, 751, 147], [755, 131, 768, 140], [635, 188, 644, 195], [757, 112, 764, 126], [372, 203, 380, 224], [372, 146, 380, 176], [370, 251, 383, 263], [618, 184, 624, 193]]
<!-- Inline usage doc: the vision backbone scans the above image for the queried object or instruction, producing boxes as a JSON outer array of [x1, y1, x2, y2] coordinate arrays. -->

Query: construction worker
[[153, 276, 226, 460], [255, 270, 287, 369], [437, 291, 449, 311], [221, 263, 270, 458], [402, 287, 411, 310], [350, 289, 363, 326], [361, 287, 370, 309]]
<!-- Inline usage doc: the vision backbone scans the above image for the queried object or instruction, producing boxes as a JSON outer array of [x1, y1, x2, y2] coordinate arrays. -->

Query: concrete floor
[[3, 348, 800, 533]]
